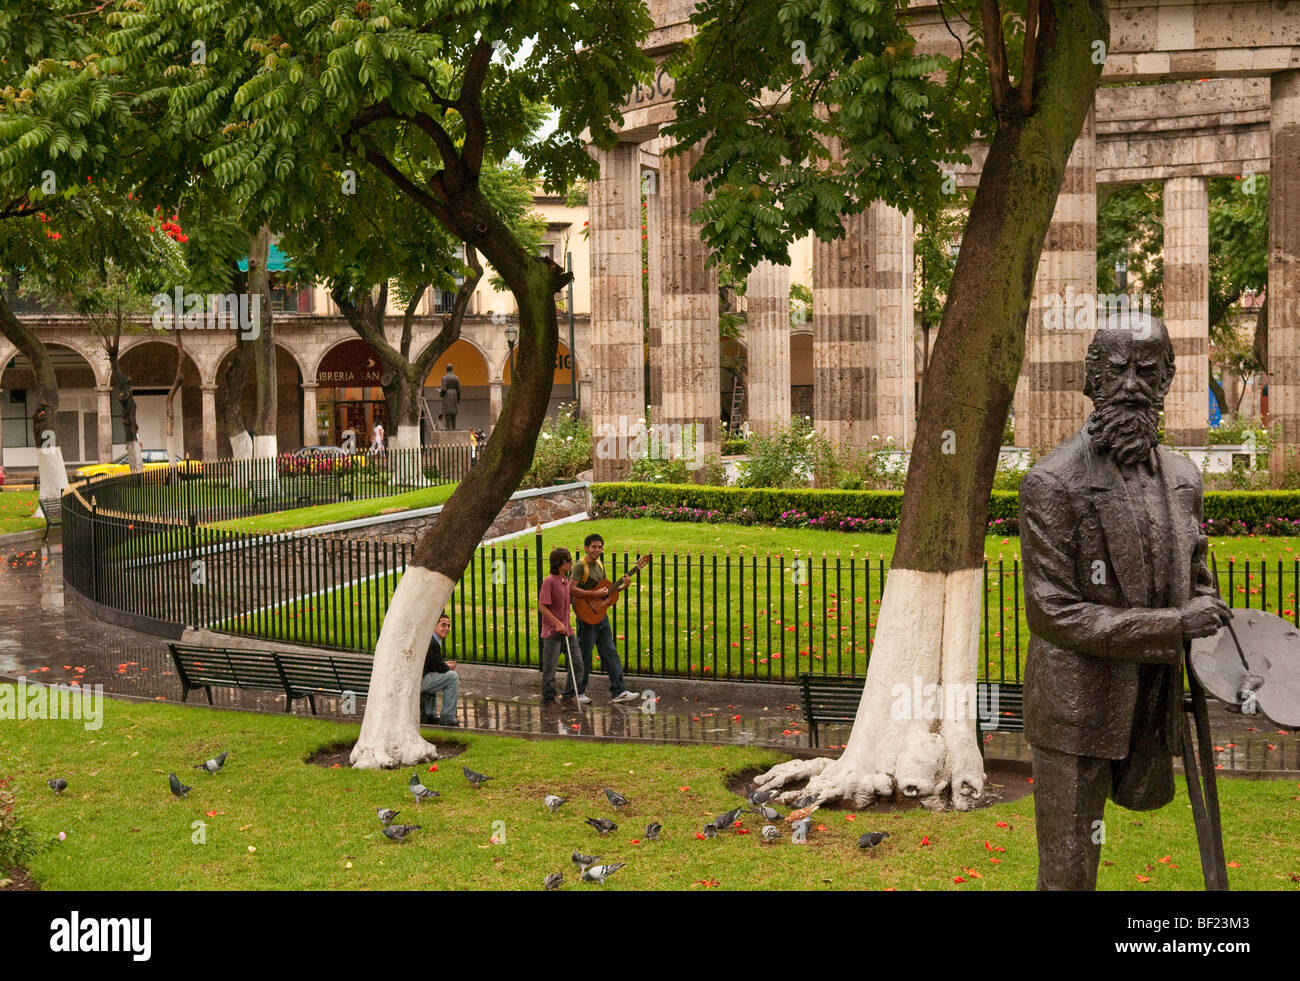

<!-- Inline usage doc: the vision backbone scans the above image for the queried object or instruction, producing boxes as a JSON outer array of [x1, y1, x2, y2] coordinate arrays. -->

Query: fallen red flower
[[920, 835, 930, 846], [995, 821, 1009, 828]]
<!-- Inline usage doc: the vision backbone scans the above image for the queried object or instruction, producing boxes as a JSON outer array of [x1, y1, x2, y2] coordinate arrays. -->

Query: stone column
[[489, 379, 503, 428], [1016, 104, 1096, 454], [645, 166, 664, 415], [301, 382, 320, 447], [1163, 176, 1210, 446], [1270, 70, 1300, 477], [96, 385, 113, 461], [813, 205, 872, 451], [872, 202, 915, 448], [745, 259, 791, 436], [200, 385, 218, 460], [588, 142, 646, 481], [658, 143, 720, 460]]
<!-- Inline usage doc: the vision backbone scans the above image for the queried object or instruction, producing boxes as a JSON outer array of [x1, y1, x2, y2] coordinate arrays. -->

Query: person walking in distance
[[570, 534, 641, 704], [539, 547, 585, 706], [438, 364, 461, 430]]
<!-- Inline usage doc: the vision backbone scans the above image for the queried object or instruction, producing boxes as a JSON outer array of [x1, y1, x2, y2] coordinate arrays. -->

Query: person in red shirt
[[538, 547, 586, 705]]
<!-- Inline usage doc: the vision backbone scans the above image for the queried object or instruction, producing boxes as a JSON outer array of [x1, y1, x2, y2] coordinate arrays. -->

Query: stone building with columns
[[585, 0, 1300, 477], [0, 193, 596, 470]]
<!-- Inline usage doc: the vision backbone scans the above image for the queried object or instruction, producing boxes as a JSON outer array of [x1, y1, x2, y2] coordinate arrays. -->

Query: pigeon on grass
[[747, 787, 778, 806], [47, 778, 67, 795], [857, 831, 890, 854], [169, 773, 192, 799], [711, 807, 745, 831], [409, 772, 440, 804], [581, 863, 625, 884], [193, 751, 229, 774], [462, 766, 493, 788], [376, 807, 400, 827], [382, 824, 421, 842], [761, 825, 782, 843], [751, 804, 782, 822], [644, 821, 662, 841], [791, 817, 812, 845], [544, 795, 567, 813], [544, 872, 564, 891], [586, 817, 617, 836], [603, 787, 630, 808], [571, 851, 600, 872]]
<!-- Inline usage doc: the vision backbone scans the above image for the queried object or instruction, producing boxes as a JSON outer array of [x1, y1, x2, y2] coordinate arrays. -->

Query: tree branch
[[1020, 0, 1039, 114], [457, 40, 495, 177], [978, 0, 1011, 115], [360, 143, 456, 229]]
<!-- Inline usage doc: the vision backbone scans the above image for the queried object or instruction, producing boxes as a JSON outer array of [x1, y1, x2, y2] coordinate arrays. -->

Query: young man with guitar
[[570, 533, 645, 704]]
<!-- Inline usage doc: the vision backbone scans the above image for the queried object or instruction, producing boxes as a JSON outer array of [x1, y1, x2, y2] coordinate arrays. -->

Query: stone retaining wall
[[338, 483, 591, 545]]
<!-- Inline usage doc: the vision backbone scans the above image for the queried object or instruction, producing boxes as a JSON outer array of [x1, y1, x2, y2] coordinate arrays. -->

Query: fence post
[[89, 496, 99, 604], [187, 511, 200, 629]]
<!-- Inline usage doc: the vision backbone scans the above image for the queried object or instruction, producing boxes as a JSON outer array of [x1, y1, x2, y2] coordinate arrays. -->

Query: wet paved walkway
[[2, 544, 1297, 773]]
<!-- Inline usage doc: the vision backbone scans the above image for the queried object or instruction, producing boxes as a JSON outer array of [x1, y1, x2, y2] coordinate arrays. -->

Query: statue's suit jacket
[[1020, 430, 1217, 807]]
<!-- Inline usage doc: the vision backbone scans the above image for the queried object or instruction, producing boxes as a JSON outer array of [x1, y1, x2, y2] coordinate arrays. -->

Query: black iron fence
[[72, 445, 471, 523], [61, 496, 1299, 684]]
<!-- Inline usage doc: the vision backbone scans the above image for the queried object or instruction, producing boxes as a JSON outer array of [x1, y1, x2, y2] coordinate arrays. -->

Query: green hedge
[[593, 483, 1300, 527]]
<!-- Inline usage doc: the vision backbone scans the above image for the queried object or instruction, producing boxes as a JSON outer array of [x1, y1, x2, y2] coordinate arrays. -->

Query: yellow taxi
[[74, 450, 203, 481]]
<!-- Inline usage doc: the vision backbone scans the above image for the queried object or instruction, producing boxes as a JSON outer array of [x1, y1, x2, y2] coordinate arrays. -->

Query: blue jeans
[[577, 617, 627, 697], [420, 670, 459, 725]]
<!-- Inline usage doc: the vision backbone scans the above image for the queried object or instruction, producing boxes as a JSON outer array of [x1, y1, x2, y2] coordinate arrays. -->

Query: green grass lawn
[[5, 690, 1297, 890], [0, 490, 42, 535], [208, 481, 458, 535], [238, 518, 1300, 683]]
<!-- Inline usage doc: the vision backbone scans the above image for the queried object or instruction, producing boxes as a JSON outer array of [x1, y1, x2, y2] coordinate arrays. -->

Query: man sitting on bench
[[420, 613, 460, 726]]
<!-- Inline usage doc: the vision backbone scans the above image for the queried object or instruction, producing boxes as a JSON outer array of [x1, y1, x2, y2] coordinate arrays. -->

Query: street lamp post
[[505, 323, 518, 384]]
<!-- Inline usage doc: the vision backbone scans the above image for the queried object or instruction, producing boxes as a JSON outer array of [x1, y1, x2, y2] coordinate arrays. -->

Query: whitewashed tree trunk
[[394, 424, 421, 450], [754, 568, 986, 810], [36, 446, 69, 497], [127, 438, 144, 474], [350, 567, 454, 768], [252, 434, 277, 459], [229, 431, 253, 459]]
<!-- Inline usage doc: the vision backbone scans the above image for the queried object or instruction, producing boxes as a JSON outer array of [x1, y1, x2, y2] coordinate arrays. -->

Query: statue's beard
[[1087, 396, 1162, 466]]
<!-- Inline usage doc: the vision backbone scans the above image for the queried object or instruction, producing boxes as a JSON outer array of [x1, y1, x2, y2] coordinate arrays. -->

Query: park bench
[[40, 495, 63, 539], [168, 643, 371, 714], [797, 673, 1024, 749]]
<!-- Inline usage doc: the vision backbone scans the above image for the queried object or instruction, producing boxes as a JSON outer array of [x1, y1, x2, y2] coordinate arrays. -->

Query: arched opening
[[790, 330, 814, 421], [426, 339, 491, 432], [118, 340, 203, 457], [721, 337, 747, 430], [214, 343, 304, 453], [314, 337, 388, 448], [1, 343, 100, 466], [499, 340, 577, 424]]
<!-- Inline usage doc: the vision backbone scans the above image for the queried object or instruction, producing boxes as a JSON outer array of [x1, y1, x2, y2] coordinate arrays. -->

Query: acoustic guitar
[[574, 554, 652, 626]]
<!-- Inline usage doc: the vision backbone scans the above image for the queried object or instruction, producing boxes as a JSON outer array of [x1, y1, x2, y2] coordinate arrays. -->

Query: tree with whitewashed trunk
[[1, 0, 655, 767], [668, 0, 1107, 809]]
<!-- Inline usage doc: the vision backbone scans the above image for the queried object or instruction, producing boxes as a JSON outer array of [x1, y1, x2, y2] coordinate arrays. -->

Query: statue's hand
[[1180, 595, 1233, 641]]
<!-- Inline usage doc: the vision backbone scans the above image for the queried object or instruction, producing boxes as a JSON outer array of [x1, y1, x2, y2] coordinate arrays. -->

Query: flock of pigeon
[[47, 756, 892, 888], [48, 750, 229, 803]]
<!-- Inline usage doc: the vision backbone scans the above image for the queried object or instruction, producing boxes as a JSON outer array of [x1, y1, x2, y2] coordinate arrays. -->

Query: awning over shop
[[237, 243, 291, 272]]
